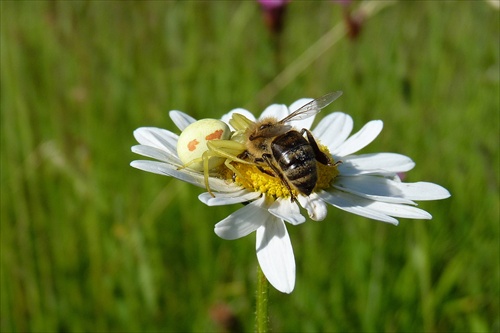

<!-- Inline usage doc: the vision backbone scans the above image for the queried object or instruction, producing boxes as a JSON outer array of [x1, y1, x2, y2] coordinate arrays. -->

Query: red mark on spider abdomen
[[188, 139, 199, 151], [205, 129, 223, 141]]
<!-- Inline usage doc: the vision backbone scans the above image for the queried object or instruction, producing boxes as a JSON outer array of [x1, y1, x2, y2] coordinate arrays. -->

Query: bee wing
[[279, 91, 343, 124]]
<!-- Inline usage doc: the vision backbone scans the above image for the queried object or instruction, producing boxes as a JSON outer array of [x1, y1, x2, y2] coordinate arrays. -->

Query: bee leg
[[258, 167, 274, 177], [262, 154, 298, 203], [251, 157, 276, 177], [301, 129, 333, 165]]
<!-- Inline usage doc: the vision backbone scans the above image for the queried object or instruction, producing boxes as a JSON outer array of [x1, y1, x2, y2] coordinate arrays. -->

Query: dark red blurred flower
[[333, 0, 364, 39], [258, 0, 290, 35], [209, 303, 242, 333]]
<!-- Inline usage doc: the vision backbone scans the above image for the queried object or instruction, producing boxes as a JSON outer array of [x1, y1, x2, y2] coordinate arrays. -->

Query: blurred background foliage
[[1, 1, 499, 332]]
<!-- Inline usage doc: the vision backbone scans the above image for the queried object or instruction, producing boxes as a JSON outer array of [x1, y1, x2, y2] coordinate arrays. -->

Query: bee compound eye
[[259, 123, 272, 130], [176, 118, 231, 171]]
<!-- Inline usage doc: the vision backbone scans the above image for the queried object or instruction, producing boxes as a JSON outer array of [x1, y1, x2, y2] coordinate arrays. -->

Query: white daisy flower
[[131, 95, 450, 294]]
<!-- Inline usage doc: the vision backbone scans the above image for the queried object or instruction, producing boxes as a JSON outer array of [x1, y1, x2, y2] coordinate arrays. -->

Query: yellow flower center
[[227, 145, 339, 199]]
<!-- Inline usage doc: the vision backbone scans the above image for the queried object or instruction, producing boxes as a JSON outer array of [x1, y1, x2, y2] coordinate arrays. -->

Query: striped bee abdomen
[[271, 131, 318, 195]]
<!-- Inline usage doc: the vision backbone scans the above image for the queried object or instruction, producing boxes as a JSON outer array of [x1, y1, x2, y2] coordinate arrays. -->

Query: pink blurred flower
[[258, 0, 289, 10], [333, 0, 352, 6]]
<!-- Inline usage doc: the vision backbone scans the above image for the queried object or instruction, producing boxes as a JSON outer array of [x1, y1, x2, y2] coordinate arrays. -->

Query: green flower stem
[[256, 265, 269, 333]]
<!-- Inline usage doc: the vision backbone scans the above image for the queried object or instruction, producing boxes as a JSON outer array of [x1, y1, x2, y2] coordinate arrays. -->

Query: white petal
[[260, 104, 288, 120], [130, 160, 203, 186], [221, 108, 256, 130], [256, 219, 296, 294], [206, 180, 244, 193], [288, 98, 315, 130], [313, 112, 353, 152], [130, 160, 239, 192], [297, 192, 328, 221], [321, 189, 435, 224], [133, 127, 179, 156], [214, 196, 268, 240], [319, 190, 399, 224], [365, 200, 432, 220], [333, 175, 416, 204], [338, 153, 415, 176], [394, 182, 451, 200], [198, 190, 261, 206], [131, 145, 182, 165], [329, 182, 432, 219], [332, 120, 383, 157], [268, 198, 306, 225], [169, 110, 196, 131]]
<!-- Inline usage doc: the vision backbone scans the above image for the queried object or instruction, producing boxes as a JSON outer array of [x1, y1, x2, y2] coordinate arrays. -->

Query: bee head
[[248, 118, 291, 141]]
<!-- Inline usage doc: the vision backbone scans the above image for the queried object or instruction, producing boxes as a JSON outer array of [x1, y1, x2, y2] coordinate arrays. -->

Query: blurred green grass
[[1, 1, 498, 332]]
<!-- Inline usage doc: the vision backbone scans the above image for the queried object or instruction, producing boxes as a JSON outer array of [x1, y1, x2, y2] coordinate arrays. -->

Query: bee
[[178, 91, 343, 200], [239, 91, 343, 201]]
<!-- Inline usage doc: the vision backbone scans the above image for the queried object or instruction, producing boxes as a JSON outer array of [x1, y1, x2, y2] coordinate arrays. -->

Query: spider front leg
[[203, 140, 250, 197], [177, 150, 221, 197]]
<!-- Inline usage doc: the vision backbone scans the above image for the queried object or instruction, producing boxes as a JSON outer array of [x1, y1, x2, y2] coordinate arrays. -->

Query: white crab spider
[[176, 116, 252, 197]]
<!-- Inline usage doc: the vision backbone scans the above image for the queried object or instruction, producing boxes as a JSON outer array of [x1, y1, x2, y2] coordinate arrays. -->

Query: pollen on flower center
[[227, 145, 339, 199], [314, 144, 340, 191], [232, 163, 294, 198]]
